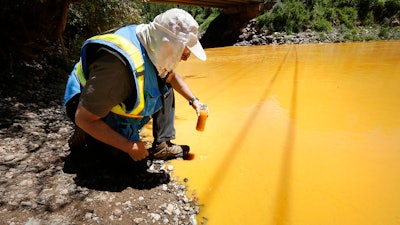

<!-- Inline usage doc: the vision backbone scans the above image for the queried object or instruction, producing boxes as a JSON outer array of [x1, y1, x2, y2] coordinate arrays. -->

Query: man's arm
[[75, 103, 148, 161], [166, 70, 207, 115]]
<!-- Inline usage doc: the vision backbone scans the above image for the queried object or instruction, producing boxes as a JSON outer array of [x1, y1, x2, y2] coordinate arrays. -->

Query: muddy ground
[[0, 61, 200, 225]]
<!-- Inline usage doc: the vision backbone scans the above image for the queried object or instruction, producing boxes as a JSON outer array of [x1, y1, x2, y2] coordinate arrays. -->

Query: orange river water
[[146, 41, 400, 225]]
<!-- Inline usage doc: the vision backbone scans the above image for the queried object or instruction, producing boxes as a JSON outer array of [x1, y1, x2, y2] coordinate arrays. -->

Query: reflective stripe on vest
[[74, 34, 146, 118]]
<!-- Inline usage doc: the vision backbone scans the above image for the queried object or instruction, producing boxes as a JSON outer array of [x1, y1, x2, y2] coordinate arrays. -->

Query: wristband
[[189, 97, 199, 106]]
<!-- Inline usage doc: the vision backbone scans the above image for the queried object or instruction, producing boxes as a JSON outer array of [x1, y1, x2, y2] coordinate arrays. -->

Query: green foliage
[[310, 1, 335, 30], [67, 0, 142, 37], [312, 18, 333, 32], [137, 3, 175, 22], [65, 0, 142, 56], [180, 6, 219, 26], [363, 11, 375, 25], [258, 0, 400, 33], [358, 0, 400, 23], [340, 26, 382, 41], [392, 27, 400, 39], [333, 0, 358, 7], [257, 1, 310, 33], [257, 0, 360, 33], [337, 6, 358, 28], [379, 26, 391, 39]]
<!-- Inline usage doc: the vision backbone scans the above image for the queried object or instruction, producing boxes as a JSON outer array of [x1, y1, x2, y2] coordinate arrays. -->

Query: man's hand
[[192, 100, 209, 116], [75, 104, 149, 161], [127, 141, 149, 161]]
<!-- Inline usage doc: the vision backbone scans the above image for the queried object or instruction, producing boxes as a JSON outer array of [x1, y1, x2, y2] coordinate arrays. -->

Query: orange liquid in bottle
[[196, 109, 208, 131]]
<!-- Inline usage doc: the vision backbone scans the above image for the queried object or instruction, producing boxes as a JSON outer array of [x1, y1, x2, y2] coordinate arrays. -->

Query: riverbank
[[0, 61, 199, 224], [235, 19, 400, 46]]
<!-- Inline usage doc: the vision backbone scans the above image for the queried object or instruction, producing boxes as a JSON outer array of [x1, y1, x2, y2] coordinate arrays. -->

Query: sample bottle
[[196, 105, 208, 131]]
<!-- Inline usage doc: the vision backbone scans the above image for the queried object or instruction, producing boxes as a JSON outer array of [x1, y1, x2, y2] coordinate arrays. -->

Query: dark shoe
[[68, 126, 88, 149], [151, 141, 190, 160]]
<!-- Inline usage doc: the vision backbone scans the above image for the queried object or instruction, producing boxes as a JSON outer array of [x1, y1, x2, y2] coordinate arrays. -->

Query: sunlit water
[[155, 41, 400, 225]]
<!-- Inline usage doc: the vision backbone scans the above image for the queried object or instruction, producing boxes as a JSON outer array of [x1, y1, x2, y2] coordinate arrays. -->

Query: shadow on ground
[[63, 142, 170, 192]]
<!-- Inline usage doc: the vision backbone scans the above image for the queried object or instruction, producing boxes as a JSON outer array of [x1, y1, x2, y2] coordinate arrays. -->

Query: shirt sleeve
[[79, 49, 135, 118]]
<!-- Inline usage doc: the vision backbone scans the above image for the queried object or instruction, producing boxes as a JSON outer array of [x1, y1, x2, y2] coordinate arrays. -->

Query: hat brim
[[188, 40, 207, 61]]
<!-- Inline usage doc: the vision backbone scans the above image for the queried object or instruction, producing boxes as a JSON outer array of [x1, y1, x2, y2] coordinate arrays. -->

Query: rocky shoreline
[[235, 19, 400, 46]]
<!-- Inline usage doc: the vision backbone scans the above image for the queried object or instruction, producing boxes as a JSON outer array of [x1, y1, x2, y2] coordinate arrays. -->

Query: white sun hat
[[153, 8, 207, 61]]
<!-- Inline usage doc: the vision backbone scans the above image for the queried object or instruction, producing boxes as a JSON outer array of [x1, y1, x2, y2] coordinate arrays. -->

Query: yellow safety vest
[[75, 34, 146, 118]]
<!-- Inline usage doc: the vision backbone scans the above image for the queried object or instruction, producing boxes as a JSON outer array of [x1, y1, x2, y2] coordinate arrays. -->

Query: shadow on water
[[200, 46, 294, 216], [273, 46, 298, 225], [62, 141, 170, 192]]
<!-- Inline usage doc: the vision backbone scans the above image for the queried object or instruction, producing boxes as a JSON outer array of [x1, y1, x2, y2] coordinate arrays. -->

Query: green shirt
[[80, 49, 136, 117]]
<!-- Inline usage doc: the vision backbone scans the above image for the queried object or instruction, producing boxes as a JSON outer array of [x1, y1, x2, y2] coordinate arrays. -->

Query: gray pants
[[152, 86, 176, 145]]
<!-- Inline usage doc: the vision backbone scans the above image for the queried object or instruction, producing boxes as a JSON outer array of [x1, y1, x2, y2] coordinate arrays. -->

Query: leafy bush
[[379, 26, 390, 39], [363, 11, 375, 25], [310, 1, 334, 31], [137, 3, 174, 22], [257, 1, 310, 33], [337, 6, 358, 28], [67, 0, 142, 38], [392, 27, 400, 39], [312, 18, 333, 32], [65, 0, 142, 56], [334, 0, 359, 7], [258, 0, 399, 33], [358, 0, 400, 23]]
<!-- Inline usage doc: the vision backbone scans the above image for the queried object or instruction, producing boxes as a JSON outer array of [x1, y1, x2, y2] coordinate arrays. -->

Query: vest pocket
[[143, 89, 162, 116], [104, 114, 150, 141]]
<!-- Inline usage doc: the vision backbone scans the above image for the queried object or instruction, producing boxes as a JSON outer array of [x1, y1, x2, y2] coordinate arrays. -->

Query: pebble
[[149, 213, 161, 221], [113, 208, 123, 216], [122, 200, 131, 206], [85, 212, 94, 219], [19, 179, 34, 186], [165, 203, 175, 215], [3, 155, 16, 162], [167, 165, 174, 171], [134, 218, 145, 223], [25, 217, 40, 225], [190, 214, 198, 225]]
